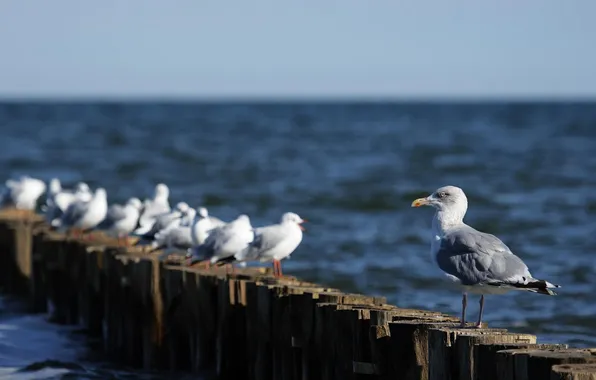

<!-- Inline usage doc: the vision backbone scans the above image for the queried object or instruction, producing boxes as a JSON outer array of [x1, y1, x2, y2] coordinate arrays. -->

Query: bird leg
[[460, 292, 467, 327], [272, 260, 283, 278], [475, 295, 485, 328]]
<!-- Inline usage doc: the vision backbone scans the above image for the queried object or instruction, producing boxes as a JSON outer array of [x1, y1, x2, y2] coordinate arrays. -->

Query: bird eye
[[438, 191, 447, 198]]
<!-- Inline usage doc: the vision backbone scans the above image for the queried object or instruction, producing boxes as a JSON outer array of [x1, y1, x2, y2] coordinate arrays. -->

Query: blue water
[[1, 101, 595, 377]]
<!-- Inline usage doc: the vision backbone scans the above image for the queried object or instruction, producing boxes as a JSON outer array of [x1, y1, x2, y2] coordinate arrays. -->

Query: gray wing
[[108, 204, 127, 221], [61, 201, 89, 226], [143, 212, 180, 237], [241, 225, 286, 261], [198, 224, 238, 258], [204, 226, 230, 252], [435, 225, 532, 287], [98, 204, 127, 229]]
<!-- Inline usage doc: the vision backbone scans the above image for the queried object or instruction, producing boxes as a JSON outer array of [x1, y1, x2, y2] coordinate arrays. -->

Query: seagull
[[46, 178, 63, 205], [134, 201, 190, 239], [190, 207, 226, 246], [187, 214, 254, 268], [0, 176, 47, 212], [411, 185, 560, 328], [137, 183, 171, 233], [57, 187, 108, 238], [97, 197, 143, 245], [45, 180, 92, 226], [149, 208, 197, 252], [233, 212, 306, 277]]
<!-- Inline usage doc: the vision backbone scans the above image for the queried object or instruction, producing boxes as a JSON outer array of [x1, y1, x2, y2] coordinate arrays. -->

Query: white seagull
[[137, 183, 171, 232], [0, 176, 47, 211], [57, 187, 108, 237], [98, 197, 143, 245], [234, 212, 306, 277], [149, 208, 197, 252], [190, 207, 226, 246], [45, 180, 92, 226], [134, 201, 190, 238], [188, 214, 254, 267]]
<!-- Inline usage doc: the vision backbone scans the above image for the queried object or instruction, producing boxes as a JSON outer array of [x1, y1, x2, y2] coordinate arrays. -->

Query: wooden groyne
[[0, 209, 594, 380]]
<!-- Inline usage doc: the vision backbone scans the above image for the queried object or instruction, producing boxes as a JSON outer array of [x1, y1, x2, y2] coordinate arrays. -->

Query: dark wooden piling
[[0, 210, 594, 380], [0, 210, 45, 296]]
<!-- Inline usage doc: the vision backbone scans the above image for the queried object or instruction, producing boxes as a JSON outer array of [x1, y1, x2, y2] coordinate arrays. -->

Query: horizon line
[[1, 94, 596, 104]]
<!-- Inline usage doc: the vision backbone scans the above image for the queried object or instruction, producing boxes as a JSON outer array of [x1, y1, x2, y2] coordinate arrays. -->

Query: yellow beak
[[411, 197, 430, 207]]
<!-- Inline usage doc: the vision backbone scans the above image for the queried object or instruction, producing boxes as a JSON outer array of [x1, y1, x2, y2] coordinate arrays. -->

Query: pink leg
[[475, 295, 485, 328], [273, 260, 282, 277]]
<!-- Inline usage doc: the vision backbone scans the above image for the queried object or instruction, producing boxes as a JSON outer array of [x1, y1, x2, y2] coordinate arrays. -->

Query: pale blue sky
[[1, 1, 595, 99]]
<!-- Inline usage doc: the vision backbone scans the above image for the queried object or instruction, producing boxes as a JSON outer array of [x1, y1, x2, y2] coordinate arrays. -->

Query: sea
[[0, 101, 595, 379]]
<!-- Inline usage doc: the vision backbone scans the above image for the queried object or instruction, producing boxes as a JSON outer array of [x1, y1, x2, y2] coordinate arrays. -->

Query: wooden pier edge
[[0, 210, 593, 380]]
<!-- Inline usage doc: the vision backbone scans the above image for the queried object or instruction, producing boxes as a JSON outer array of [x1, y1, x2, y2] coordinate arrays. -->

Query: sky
[[0, 1, 595, 100]]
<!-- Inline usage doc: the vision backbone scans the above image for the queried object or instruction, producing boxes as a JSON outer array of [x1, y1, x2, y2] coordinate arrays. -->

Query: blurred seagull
[[187, 214, 253, 268], [44, 179, 92, 226], [0, 176, 47, 212], [56, 187, 108, 238], [149, 208, 197, 253], [190, 207, 226, 246], [97, 197, 143, 245], [137, 183, 171, 233], [233, 212, 306, 277], [134, 201, 190, 239]]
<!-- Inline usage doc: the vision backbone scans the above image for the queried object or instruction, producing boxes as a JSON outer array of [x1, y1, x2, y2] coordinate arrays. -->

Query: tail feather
[[212, 255, 237, 266], [491, 278, 560, 296]]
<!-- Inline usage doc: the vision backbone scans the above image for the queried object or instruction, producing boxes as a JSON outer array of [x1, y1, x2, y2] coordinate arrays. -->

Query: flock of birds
[[0, 176, 306, 277], [0, 175, 561, 327]]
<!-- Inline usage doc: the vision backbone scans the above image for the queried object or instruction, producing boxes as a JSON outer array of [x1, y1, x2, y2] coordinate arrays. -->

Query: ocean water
[[0, 101, 595, 377]]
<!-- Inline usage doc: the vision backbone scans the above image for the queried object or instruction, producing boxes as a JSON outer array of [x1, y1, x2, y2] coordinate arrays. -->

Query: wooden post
[[496, 348, 596, 380], [428, 327, 536, 380], [473, 343, 567, 380], [30, 230, 49, 312], [386, 320, 461, 380], [551, 364, 596, 380], [0, 211, 44, 295]]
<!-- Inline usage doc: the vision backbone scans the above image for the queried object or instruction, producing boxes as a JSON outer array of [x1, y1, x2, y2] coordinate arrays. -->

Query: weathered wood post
[[0, 211, 44, 297]]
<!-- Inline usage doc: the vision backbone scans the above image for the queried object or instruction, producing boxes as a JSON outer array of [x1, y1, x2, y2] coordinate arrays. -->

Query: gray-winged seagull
[[411, 185, 560, 328]]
